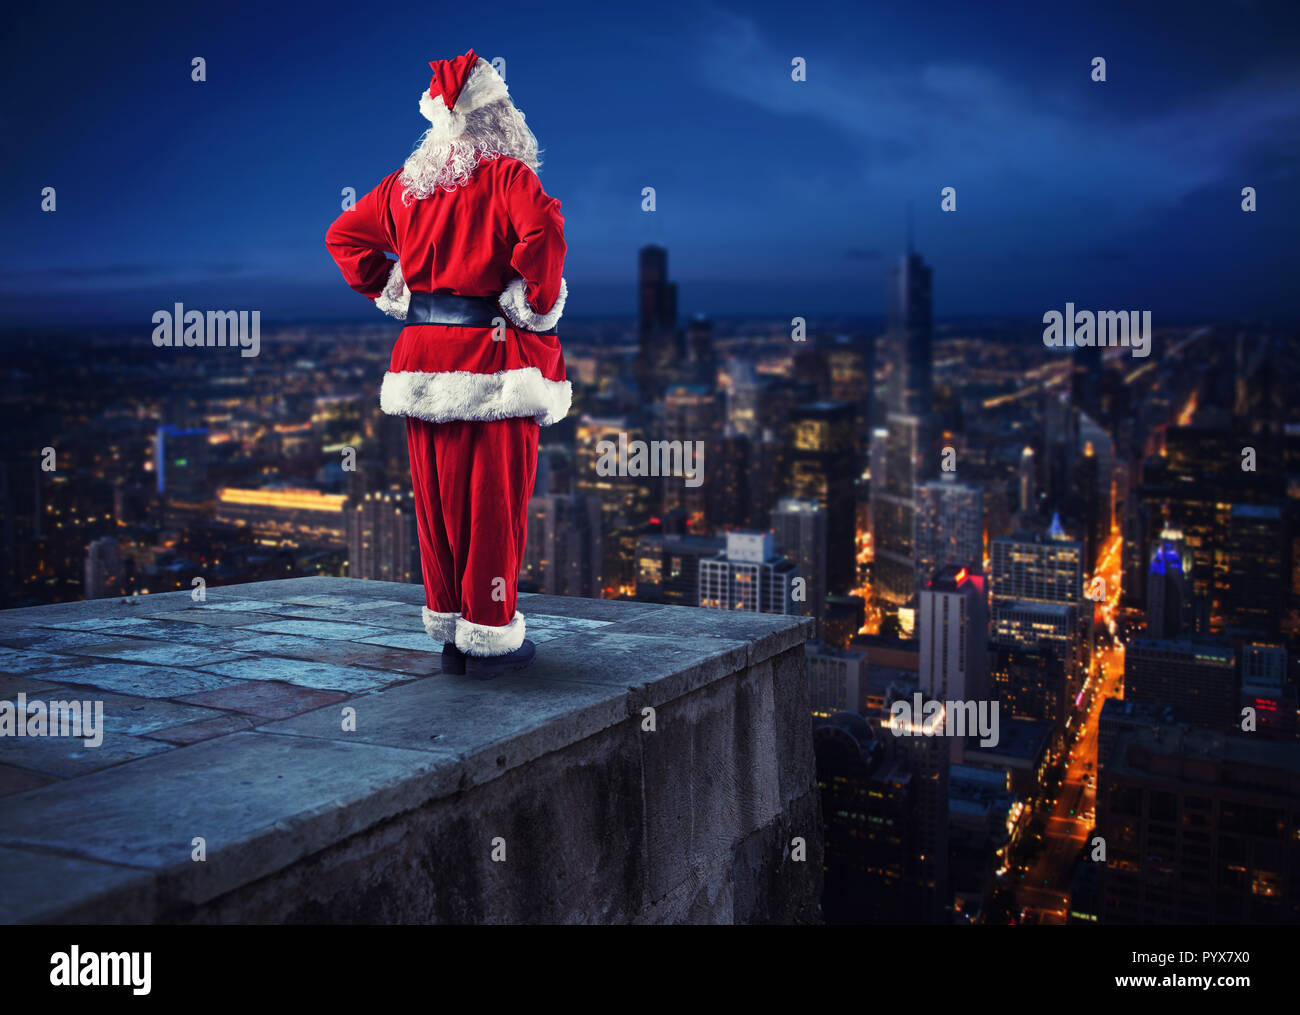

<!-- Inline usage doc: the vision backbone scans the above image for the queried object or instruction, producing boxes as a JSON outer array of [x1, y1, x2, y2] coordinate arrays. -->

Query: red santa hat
[[419, 49, 512, 139]]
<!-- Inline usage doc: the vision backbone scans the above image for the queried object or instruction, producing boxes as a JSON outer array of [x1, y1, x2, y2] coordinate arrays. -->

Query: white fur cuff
[[497, 277, 567, 332], [375, 261, 411, 319], [422, 607, 460, 643], [455, 612, 525, 657], [380, 367, 572, 426], [419, 59, 511, 132]]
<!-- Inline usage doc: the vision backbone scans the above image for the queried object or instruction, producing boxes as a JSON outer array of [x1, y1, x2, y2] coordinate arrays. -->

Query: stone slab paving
[[0, 577, 808, 922]]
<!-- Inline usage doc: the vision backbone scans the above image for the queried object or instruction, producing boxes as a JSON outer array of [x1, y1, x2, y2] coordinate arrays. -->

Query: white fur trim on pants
[[497, 277, 567, 332], [422, 607, 460, 643], [455, 612, 525, 657], [380, 367, 572, 426]]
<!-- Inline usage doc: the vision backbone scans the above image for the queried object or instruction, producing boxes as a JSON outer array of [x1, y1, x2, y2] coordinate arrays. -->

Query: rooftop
[[0, 577, 821, 924]]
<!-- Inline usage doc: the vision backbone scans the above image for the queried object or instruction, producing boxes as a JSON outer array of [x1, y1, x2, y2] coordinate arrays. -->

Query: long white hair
[[399, 98, 541, 203]]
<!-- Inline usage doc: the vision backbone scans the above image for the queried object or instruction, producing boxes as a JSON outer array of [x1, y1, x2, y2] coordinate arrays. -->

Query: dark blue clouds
[[2, 0, 1297, 323]]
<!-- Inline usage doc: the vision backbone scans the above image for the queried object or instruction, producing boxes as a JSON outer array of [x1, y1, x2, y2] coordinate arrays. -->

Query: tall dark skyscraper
[[637, 245, 680, 398], [872, 411, 940, 605], [872, 244, 937, 606], [789, 401, 858, 595], [886, 249, 933, 417], [686, 313, 716, 389]]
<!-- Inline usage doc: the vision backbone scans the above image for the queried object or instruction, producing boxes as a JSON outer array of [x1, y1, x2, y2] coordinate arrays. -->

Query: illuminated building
[[724, 359, 764, 438], [154, 425, 213, 526], [346, 401, 410, 498], [699, 530, 797, 614], [574, 414, 656, 594], [1018, 446, 1037, 513], [913, 476, 983, 593], [345, 489, 418, 583], [1222, 504, 1287, 637], [524, 491, 603, 598], [992, 522, 1083, 609], [660, 386, 730, 531], [990, 644, 1069, 729], [215, 487, 347, 548], [1239, 642, 1296, 739], [788, 401, 857, 595], [918, 565, 989, 763], [872, 412, 931, 605], [990, 525, 1088, 695], [827, 333, 875, 445], [634, 533, 723, 606], [772, 498, 828, 633], [823, 594, 866, 649], [806, 640, 869, 717], [1146, 529, 1197, 638], [1098, 723, 1300, 924]]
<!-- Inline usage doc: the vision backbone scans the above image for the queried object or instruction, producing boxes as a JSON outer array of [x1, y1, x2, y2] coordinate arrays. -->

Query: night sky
[[3, 0, 1298, 325]]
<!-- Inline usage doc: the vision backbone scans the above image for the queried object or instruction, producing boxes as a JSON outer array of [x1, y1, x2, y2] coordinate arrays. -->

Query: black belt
[[406, 292, 556, 335]]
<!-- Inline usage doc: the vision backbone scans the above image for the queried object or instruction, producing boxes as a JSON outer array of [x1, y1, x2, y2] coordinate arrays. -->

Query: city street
[[1013, 531, 1124, 923]]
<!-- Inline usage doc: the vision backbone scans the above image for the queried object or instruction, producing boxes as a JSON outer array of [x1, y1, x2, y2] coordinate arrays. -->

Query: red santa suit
[[325, 50, 567, 660]]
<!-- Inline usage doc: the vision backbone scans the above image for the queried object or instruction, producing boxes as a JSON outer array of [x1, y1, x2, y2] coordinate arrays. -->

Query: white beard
[[399, 97, 541, 201]]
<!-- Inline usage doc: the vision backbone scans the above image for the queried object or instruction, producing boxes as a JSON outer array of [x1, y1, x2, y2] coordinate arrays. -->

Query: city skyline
[[4, 2, 1300, 934]]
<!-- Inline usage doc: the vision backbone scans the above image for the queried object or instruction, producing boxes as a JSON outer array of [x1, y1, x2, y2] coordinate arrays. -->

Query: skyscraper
[[1018, 446, 1037, 515], [918, 564, 990, 763], [772, 497, 829, 632], [914, 476, 984, 591], [1146, 529, 1193, 639], [686, 313, 716, 389], [872, 412, 930, 604], [637, 245, 680, 398], [788, 401, 858, 595], [990, 526, 1085, 644], [1222, 503, 1287, 637], [886, 249, 933, 418], [1124, 636, 1238, 731], [699, 530, 798, 615], [634, 532, 724, 606], [345, 490, 419, 583], [1098, 723, 1300, 924], [523, 491, 603, 598], [154, 425, 213, 527], [575, 413, 656, 596]]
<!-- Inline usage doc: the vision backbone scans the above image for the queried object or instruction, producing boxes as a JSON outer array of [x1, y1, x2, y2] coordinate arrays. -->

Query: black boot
[[441, 642, 466, 675], [465, 639, 536, 679]]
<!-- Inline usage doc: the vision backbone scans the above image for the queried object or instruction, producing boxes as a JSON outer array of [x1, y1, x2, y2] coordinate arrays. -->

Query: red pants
[[406, 416, 539, 655]]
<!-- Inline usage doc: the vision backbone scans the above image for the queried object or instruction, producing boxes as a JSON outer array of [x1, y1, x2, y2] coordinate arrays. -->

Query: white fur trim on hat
[[497, 277, 567, 332], [455, 611, 525, 657], [374, 261, 411, 319], [422, 607, 460, 643], [418, 59, 511, 134], [380, 367, 572, 426]]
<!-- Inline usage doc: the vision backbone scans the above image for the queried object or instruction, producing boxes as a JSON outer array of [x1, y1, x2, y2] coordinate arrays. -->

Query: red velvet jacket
[[325, 156, 570, 426]]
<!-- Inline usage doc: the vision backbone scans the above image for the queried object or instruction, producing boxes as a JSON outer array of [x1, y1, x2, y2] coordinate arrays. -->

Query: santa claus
[[326, 50, 567, 677]]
